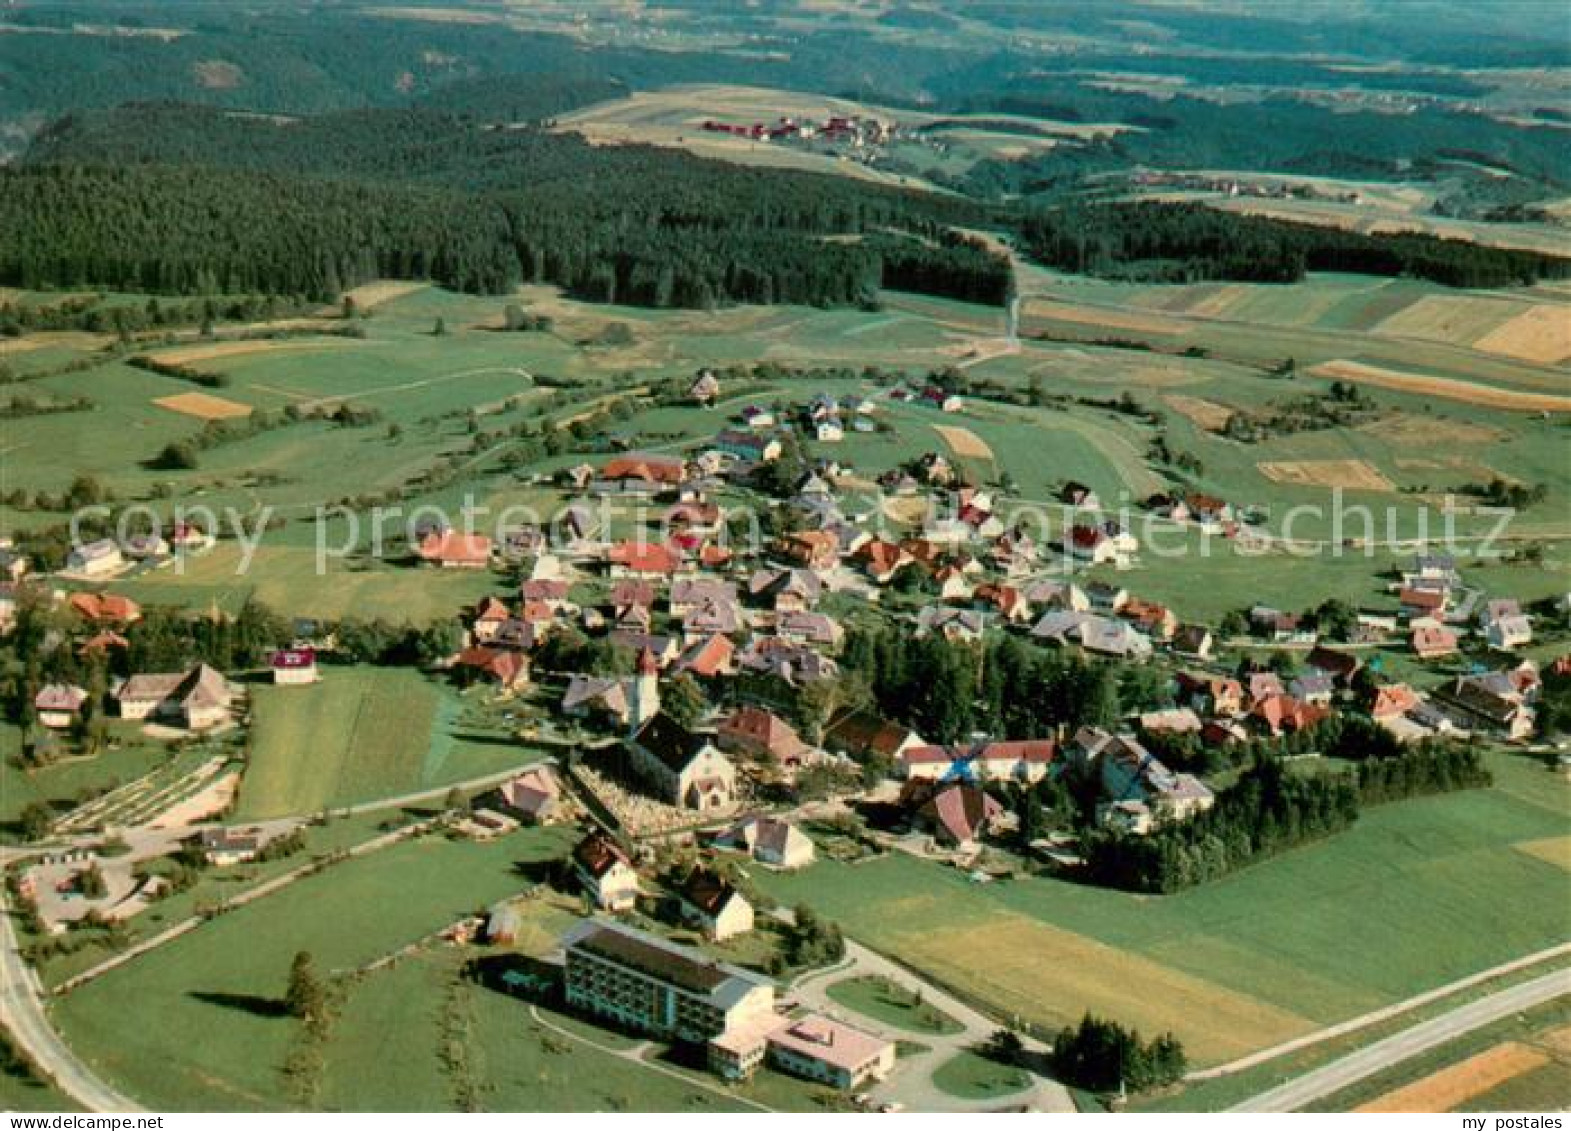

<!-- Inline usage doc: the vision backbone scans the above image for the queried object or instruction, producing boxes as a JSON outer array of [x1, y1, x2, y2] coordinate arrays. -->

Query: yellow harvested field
[[1372, 294, 1522, 348], [1309, 359, 1571, 413], [1356, 1042, 1549, 1113], [1514, 835, 1571, 872], [0, 331, 110, 355], [153, 392, 253, 420], [893, 914, 1315, 1065], [1024, 298, 1189, 336], [932, 424, 995, 461], [1163, 394, 1236, 431], [145, 338, 359, 367], [340, 280, 430, 310], [1472, 304, 1571, 366], [1258, 459, 1395, 492]]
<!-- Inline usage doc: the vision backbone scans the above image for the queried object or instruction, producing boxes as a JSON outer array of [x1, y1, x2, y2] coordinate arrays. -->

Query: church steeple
[[629, 647, 661, 733]]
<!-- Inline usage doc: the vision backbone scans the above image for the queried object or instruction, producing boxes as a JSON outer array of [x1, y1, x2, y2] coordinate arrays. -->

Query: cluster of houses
[[63, 523, 216, 579], [698, 111, 896, 149], [1391, 555, 1535, 660]]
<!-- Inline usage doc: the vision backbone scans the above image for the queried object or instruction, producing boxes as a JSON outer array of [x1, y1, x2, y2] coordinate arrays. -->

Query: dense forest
[[1, 105, 1011, 308], [1019, 201, 1571, 288]]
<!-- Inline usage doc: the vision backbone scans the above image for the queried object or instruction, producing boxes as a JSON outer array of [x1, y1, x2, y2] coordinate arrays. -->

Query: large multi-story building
[[561, 920, 776, 1055], [559, 920, 895, 1089]]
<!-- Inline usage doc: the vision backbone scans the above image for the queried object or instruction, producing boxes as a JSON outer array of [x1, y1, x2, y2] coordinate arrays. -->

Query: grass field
[[238, 667, 530, 818], [825, 975, 963, 1035], [930, 1049, 1032, 1100], [753, 752, 1571, 1067], [52, 825, 577, 1111]]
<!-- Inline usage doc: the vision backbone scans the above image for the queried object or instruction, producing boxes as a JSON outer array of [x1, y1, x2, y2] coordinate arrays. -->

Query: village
[[2, 360, 1565, 1109]]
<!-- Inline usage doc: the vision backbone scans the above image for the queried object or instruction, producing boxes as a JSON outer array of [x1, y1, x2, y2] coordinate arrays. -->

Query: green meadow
[[752, 751, 1571, 1067]]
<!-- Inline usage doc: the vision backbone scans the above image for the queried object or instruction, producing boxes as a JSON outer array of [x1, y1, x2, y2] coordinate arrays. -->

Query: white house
[[67, 539, 124, 578], [678, 869, 754, 941], [572, 832, 641, 912]]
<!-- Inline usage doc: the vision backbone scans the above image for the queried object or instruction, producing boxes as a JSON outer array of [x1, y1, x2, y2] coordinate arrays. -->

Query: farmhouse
[[35, 683, 88, 729], [1485, 614, 1533, 651], [689, 370, 720, 405], [898, 740, 1055, 784], [269, 647, 319, 685], [598, 453, 687, 494], [116, 664, 236, 729], [195, 826, 274, 867], [67, 539, 125, 578], [453, 646, 530, 691], [672, 634, 737, 679], [714, 429, 781, 463], [775, 531, 839, 572], [822, 708, 923, 765], [717, 706, 811, 768], [717, 815, 815, 870], [69, 592, 142, 626], [490, 767, 562, 824], [418, 530, 492, 569], [1433, 672, 1536, 740], [748, 567, 823, 612], [608, 541, 681, 579], [572, 832, 642, 913], [677, 868, 754, 941], [853, 538, 910, 583], [1411, 624, 1460, 660], [1074, 728, 1214, 830], [907, 781, 1004, 849]]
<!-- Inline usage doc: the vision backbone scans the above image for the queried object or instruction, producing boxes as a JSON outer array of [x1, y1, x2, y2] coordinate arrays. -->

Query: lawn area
[[752, 752, 1571, 1068], [52, 824, 576, 1110], [930, 1049, 1032, 1101], [825, 974, 962, 1035], [238, 667, 533, 819], [315, 950, 760, 1112], [115, 544, 498, 624]]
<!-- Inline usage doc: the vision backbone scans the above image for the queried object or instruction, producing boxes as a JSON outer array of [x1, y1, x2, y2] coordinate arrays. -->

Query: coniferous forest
[[0, 104, 1012, 309]]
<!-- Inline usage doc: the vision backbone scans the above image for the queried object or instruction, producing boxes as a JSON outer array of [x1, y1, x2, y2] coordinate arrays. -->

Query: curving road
[[1231, 966, 1571, 1113], [0, 890, 142, 1112]]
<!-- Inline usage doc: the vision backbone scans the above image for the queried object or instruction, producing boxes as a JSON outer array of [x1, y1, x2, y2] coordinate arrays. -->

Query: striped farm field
[[931, 423, 995, 460], [1473, 304, 1571, 365], [1308, 359, 1571, 412], [153, 391, 254, 420], [1370, 293, 1524, 348], [1356, 1043, 1551, 1113]]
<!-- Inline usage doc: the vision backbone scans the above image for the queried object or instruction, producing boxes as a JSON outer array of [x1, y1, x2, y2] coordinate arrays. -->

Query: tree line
[[1080, 734, 1491, 894], [2, 104, 1011, 310], [1019, 201, 1571, 289]]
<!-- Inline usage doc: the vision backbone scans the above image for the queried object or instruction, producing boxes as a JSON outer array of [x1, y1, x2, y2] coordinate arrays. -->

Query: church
[[622, 648, 738, 812]]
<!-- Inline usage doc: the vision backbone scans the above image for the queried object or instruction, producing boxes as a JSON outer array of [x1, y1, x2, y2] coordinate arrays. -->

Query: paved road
[[1231, 967, 1571, 1113], [790, 937, 1074, 1113], [1193, 939, 1571, 1081], [0, 890, 142, 1111]]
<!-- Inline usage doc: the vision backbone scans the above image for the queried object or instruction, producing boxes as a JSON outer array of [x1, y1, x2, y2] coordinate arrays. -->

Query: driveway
[[790, 938, 1074, 1113]]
